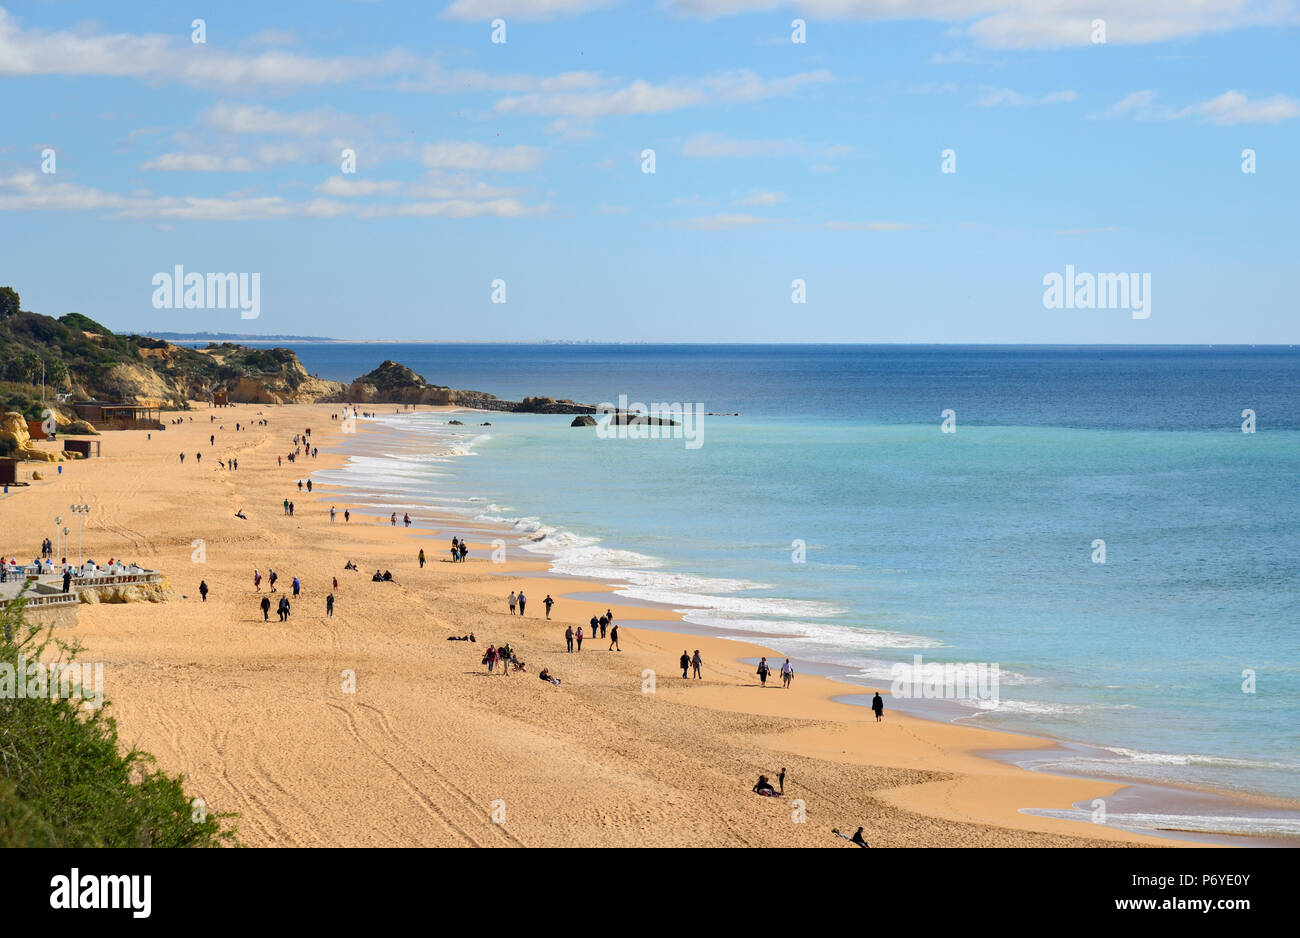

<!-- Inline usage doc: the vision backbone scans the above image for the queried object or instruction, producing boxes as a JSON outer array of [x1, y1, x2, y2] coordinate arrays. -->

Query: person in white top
[[780, 659, 794, 688]]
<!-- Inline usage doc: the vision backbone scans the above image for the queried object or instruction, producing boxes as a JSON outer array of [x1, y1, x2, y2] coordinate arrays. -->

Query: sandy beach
[[0, 402, 1242, 847]]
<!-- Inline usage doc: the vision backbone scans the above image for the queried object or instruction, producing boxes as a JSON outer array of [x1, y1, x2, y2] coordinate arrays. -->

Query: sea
[[288, 344, 1300, 835]]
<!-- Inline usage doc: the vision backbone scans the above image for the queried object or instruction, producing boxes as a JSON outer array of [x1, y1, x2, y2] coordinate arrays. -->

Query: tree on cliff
[[0, 287, 18, 321]]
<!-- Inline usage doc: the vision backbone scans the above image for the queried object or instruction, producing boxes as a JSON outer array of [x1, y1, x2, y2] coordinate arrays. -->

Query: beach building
[[62, 439, 100, 458], [73, 401, 162, 430]]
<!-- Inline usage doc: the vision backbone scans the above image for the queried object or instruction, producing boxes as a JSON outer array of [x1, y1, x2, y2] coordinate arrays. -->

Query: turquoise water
[[304, 346, 1300, 816]]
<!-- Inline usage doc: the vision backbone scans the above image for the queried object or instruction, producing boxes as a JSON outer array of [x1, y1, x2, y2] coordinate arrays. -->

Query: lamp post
[[69, 504, 90, 566], [62, 527, 70, 565], [54, 514, 62, 561]]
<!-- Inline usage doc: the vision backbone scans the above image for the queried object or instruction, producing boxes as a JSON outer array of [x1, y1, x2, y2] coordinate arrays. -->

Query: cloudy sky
[[1, 1, 1296, 341]]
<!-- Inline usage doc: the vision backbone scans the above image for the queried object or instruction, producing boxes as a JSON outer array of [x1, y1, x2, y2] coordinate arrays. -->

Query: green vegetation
[[0, 599, 236, 847], [0, 285, 319, 412]]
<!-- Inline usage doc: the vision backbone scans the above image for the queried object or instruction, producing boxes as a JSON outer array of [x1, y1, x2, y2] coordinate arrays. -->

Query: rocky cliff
[[345, 361, 596, 413]]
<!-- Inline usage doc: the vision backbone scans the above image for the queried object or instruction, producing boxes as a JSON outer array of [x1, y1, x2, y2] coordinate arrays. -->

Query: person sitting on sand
[[372, 570, 384, 582], [538, 668, 560, 686], [752, 775, 778, 796], [831, 827, 869, 848], [235, 509, 247, 519], [382, 570, 393, 581]]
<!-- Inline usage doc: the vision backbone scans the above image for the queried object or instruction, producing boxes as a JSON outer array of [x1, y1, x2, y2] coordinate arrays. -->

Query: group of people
[[448, 537, 469, 562], [482, 642, 526, 674], [559, 613, 618, 649], [752, 767, 787, 796], [755, 656, 795, 688]]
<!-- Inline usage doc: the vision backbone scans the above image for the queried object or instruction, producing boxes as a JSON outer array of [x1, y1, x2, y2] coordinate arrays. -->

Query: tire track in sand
[[325, 700, 480, 846]]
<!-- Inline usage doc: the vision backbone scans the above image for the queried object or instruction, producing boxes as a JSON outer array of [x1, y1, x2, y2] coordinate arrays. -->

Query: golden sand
[[0, 402, 1209, 846]]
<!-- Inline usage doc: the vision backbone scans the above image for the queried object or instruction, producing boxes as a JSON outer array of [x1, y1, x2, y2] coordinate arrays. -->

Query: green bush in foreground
[[0, 598, 237, 847]]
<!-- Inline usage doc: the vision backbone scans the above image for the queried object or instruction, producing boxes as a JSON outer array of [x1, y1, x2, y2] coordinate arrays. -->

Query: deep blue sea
[[294, 344, 1300, 825]]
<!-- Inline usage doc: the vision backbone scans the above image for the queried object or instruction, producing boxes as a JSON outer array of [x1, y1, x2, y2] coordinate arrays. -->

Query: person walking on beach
[[781, 659, 794, 688], [254, 568, 262, 591], [508, 591, 517, 615], [269, 568, 278, 592], [332, 576, 339, 591], [871, 691, 884, 722], [403, 512, 410, 527], [179, 452, 185, 464], [485, 645, 498, 673], [418, 549, 426, 569], [390, 512, 397, 526], [289, 501, 294, 516], [575, 626, 583, 651], [517, 591, 527, 616], [598, 614, 608, 639], [326, 593, 334, 617], [330, 507, 336, 523], [778, 767, 786, 794], [609, 624, 620, 651], [589, 615, 599, 638], [62, 568, 72, 594], [199, 580, 208, 602], [565, 625, 574, 652], [292, 576, 301, 597], [680, 651, 691, 678], [344, 509, 350, 523], [544, 594, 554, 619], [260, 595, 270, 621], [757, 657, 771, 687], [691, 650, 702, 679], [283, 498, 289, 516], [307, 480, 312, 493], [297, 480, 303, 492]]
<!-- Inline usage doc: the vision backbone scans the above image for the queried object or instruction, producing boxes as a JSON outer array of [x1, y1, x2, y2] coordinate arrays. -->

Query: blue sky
[[0, 1, 1296, 342]]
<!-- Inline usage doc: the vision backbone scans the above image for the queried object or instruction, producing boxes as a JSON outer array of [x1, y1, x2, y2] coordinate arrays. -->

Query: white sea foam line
[[1022, 807, 1300, 836]]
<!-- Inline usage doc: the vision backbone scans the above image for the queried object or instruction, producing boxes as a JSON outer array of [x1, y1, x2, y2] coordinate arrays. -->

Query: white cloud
[[420, 141, 544, 172], [685, 213, 773, 230], [0, 172, 543, 221], [495, 69, 831, 119], [140, 153, 256, 172], [442, 0, 613, 20], [976, 87, 1077, 107], [204, 103, 365, 137], [1093, 89, 1300, 124], [1090, 89, 1165, 120], [664, 1, 1294, 50], [1183, 90, 1300, 124], [0, 8, 420, 87], [738, 189, 787, 206], [682, 133, 804, 157]]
